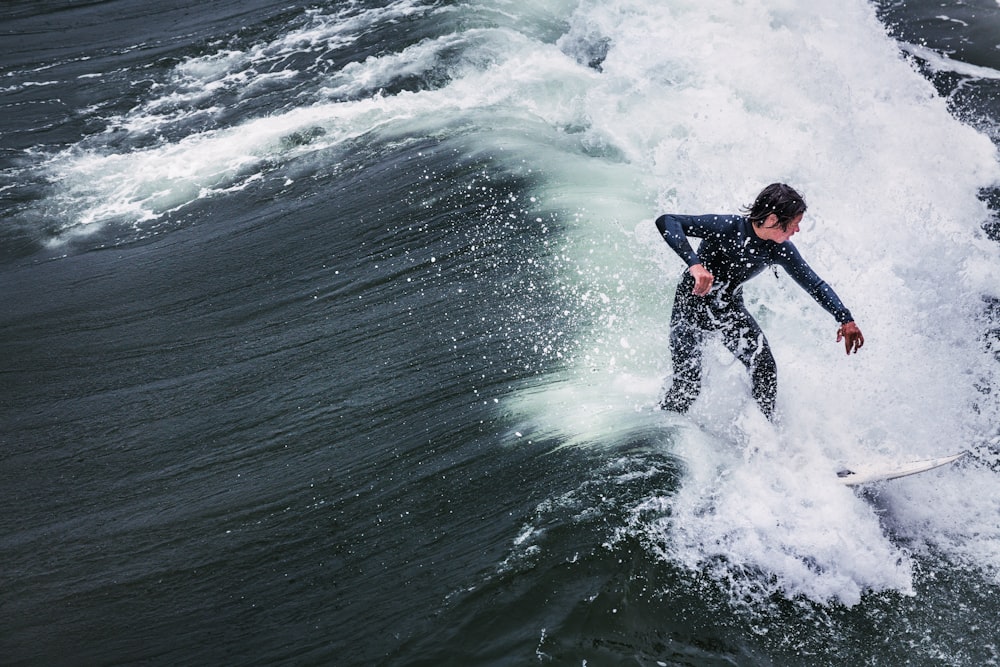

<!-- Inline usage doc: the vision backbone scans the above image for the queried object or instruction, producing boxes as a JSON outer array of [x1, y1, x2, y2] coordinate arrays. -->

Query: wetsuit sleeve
[[654, 214, 734, 267], [775, 243, 854, 324]]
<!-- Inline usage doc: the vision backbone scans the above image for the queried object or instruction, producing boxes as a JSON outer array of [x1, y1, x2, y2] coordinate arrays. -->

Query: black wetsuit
[[655, 213, 853, 418]]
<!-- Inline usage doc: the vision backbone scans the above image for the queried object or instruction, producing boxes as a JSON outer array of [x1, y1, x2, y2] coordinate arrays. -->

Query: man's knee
[[660, 383, 698, 413]]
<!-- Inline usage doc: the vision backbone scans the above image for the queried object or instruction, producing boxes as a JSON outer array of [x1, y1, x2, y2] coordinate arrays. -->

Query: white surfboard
[[836, 451, 968, 486]]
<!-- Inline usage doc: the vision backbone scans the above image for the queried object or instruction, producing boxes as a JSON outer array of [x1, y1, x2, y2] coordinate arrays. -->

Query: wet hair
[[742, 183, 807, 230]]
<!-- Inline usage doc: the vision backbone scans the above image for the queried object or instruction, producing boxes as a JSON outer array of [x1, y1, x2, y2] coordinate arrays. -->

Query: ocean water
[[3, 0, 1000, 664]]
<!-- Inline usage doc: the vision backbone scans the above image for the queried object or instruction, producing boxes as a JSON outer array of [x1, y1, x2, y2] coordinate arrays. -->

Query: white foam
[[499, 0, 1000, 604], [902, 42, 1000, 80]]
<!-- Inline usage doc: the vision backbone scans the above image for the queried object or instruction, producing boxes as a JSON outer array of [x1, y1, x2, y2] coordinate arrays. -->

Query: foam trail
[[37, 20, 597, 238], [901, 42, 1000, 80]]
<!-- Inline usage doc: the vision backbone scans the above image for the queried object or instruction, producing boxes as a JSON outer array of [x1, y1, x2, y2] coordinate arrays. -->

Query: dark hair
[[742, 183, 807, 230]]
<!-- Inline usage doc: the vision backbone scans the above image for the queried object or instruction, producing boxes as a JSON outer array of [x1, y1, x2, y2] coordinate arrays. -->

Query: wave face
[[3, 0, 1000, 664]]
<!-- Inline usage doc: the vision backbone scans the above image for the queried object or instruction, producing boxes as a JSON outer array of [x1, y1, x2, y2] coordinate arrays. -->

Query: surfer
[[655, 183, 863, 420]]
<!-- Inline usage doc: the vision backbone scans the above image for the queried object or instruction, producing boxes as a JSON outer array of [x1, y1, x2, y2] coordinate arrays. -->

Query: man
[[655, 183, 863, 420]]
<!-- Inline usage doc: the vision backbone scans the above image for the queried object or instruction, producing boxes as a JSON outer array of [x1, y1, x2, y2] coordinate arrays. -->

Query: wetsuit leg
[[720, 307, 777, 419], [661, 317, 705, 413]]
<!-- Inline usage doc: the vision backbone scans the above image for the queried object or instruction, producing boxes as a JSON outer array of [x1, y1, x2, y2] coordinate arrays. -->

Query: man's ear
[[757, 213, 778, 227]]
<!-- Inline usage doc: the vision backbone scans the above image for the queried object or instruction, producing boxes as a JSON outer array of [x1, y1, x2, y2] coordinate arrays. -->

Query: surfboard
[[836, 451, 968, 486]]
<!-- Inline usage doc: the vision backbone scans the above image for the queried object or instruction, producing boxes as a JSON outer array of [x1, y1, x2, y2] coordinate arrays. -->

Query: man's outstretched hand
[[837, 321, 864, 355]]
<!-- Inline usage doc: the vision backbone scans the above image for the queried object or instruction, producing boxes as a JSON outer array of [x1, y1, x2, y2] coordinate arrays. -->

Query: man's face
[[757, 212, 802, 243]]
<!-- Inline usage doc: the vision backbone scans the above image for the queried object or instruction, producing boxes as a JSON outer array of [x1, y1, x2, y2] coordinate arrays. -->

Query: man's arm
[[654, 214, 733, 267], [776, 243, 864, 354], [654, 214, 734, 296], [655, 214, 700, 266], [774, 243, 853, 323]]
